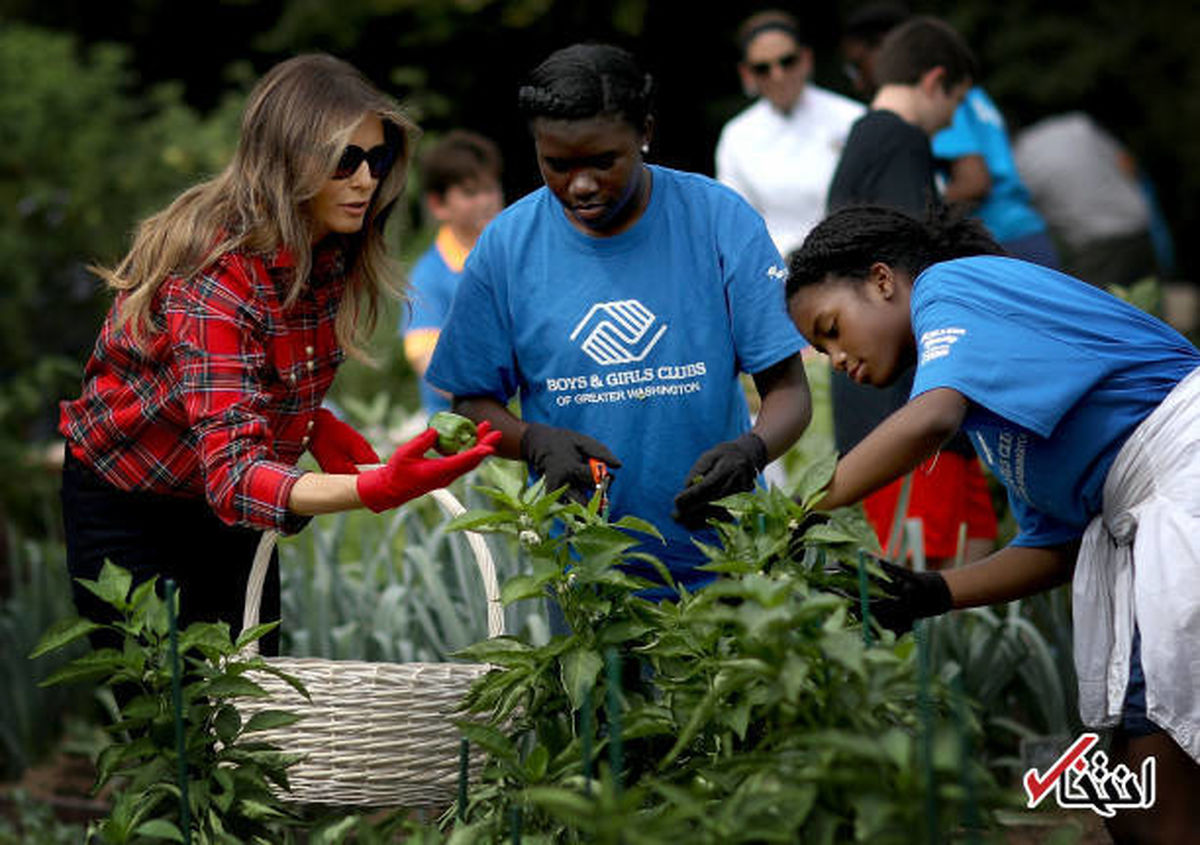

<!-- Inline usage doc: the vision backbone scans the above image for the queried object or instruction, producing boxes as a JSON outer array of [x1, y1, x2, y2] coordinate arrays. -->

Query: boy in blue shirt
[[401, 130, 504, 416], [787, 204, 1200, 844]]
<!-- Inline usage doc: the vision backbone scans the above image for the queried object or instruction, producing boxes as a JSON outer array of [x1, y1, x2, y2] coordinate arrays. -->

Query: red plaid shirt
[[59, 247, 347, 534]]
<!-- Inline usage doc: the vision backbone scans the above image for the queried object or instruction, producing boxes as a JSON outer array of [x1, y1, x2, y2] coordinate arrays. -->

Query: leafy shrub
[[445, 464, 1015, 842], [31, 562, 308, 844]]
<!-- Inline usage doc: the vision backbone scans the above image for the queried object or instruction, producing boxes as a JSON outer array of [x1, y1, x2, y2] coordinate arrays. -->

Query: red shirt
[[59, 247, 347, 534]]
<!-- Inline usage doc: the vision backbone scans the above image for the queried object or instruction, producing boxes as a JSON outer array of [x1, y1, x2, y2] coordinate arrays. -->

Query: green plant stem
[[951, 673, 981, 842], [165, 579, 191, 845], [604, 648, 622, 794], [857, 551, 872, 647], [581, 686, 593, 794], [458, 737, 469, 822], [509, 804, 522, 844], [916, 620, 936, 845]]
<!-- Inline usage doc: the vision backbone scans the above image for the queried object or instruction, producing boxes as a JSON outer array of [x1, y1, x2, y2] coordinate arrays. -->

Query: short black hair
[[517, 43, 655, 131], [419, 130, 502, 198], [843, 2, 911, 47], [874, 15, 976, 90]]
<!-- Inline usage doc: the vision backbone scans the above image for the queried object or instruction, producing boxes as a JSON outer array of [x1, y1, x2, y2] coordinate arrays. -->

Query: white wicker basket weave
[[236, 488, 503, 808]]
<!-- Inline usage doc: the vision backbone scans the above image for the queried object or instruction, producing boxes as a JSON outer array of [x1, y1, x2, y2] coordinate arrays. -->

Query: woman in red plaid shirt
[[58, 54, 499, 653]]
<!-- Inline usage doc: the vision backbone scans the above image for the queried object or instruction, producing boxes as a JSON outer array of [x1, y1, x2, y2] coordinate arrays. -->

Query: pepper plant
[[29, 562, 308, 844], [445, 460, 1014, 842]]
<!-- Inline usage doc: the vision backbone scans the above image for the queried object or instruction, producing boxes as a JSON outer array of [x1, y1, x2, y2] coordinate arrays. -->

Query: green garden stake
[[165, 580, 191, 845], [581, 686, 593, 794], [509, 804, 522, 844], [915, 620, 937, 844], [857, 551, 873, 646], [951, 673, 981, 842], [457, 738, 469, 822], [604, 647, 623, 793]]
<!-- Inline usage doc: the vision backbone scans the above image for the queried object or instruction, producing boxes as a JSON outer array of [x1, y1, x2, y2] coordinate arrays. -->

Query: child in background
[[401, 130, 504, 416], [786, 203, 1200, 844], [826, 15, 996, 569], [840, 2, 1059, 269]]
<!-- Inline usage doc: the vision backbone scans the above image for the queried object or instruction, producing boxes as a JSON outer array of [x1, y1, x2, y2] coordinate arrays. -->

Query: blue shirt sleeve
[[932, 89, 984, 160], [424, 233, 520, 404], [721, 199, 808, 374], [910, 268, 1111, 437]]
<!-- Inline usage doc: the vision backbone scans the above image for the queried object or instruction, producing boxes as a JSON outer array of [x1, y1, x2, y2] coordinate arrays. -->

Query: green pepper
[[429, 411, 478, 455]]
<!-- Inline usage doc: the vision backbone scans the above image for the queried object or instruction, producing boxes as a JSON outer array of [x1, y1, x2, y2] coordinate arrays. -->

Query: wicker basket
[[236, 488, 504, 808]]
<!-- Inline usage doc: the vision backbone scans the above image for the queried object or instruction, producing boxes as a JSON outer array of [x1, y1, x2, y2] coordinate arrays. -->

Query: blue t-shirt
[[427, 166, 806, 587], [933, 88, 1047, 244], [910, 255, 1200, 546], [401, 242, 460, 414]]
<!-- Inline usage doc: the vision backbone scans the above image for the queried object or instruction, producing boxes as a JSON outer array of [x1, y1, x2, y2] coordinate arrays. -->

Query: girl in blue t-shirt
[[785, 205, 1200, 842]]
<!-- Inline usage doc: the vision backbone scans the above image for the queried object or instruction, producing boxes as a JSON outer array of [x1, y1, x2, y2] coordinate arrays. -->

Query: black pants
[[60, 447, 280, 656]]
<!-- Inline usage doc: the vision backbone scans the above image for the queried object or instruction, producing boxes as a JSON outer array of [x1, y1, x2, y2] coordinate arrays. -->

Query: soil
[[0, 747, 109, 828]]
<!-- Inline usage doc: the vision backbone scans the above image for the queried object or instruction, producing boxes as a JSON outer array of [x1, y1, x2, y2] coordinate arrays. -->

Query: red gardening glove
[[309, 408, 380, 474], [356, 421, 501, 512]]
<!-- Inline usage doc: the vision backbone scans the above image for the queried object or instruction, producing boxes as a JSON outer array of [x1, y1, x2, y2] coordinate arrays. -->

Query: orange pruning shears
[[588, 458, 612, 516]]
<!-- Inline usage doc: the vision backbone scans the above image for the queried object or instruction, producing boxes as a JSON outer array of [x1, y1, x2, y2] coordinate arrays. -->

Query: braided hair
[[518, 43, 655, 131], [785, 205, 1004, 299]]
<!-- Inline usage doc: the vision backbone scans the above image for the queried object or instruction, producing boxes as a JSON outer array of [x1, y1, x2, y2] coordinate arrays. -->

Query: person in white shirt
[[715, 9, 865, 258]]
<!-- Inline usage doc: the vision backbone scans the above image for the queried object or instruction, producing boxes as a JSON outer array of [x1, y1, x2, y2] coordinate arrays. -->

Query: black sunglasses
[[333, 143, 397, 180], [748, 52, 800, 78]]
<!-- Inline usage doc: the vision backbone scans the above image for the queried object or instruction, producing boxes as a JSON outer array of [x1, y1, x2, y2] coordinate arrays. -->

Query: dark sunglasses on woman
[[748, 52, 799, 78], [333, 143, 396, 180]]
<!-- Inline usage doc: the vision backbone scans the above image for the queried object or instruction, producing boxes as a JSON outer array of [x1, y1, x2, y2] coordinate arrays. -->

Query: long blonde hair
[[97, 53, 417, 360]]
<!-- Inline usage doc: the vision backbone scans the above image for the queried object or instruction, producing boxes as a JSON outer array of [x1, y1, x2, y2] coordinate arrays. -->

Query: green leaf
[[523, 785, 595, 821], [29, 616, 100, 659], [500, 574, 547, 605], [204, 675, 269, 698], [237, 798, 288, 821], [793, 452, 838, 509], [821, 629, 865, 678], [446, 510, 517, 533], [234, 621, 280, 651], [38, 651, 125, 687], [455, 721, 518, 762], [213, 704, 241, 743], [454, 636, 533, 663], [524, 743, 550, 782], [134, 819, 185, 842], [242, 709, 303, 733], [178, 621, 234, 658], [611, 515, 663, 540], [76, 561, 134, 612], [559, 648, 603, 711]]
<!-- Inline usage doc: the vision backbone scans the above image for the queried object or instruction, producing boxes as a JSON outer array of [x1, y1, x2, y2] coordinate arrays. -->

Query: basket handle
[[241, 488, 505, 657]]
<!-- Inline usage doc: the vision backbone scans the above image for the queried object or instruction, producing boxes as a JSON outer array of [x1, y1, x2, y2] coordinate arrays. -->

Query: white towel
[[1075, 365, 1200, 762]]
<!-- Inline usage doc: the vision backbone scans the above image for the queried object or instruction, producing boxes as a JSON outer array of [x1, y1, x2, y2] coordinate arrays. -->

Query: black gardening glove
[[519, 421, 622, 505], [865, 557, 953, 636], [672, 433, 767, 529]]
